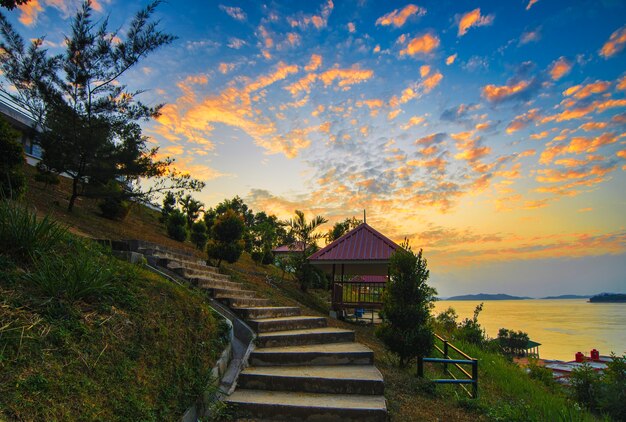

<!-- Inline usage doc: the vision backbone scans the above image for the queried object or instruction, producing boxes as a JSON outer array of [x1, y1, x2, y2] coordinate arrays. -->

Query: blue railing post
[[472, 358, 478, 399], [443, 340, 449, 373]]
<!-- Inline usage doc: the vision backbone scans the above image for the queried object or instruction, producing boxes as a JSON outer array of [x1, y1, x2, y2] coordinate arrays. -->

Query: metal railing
[[417, 334, 478, 398]]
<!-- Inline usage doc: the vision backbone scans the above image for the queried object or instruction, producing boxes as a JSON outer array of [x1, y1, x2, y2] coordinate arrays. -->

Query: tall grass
[[24, 246, 117, 302], [0, 201, 67, 264]]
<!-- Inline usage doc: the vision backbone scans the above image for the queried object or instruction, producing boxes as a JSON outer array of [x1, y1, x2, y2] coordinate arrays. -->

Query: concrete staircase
[[139, 244, 387, 421]]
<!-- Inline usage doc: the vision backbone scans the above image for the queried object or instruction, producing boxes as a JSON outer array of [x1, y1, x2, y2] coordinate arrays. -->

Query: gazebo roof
[[272, 241, 305, 254], [308, 223, 400, 264]]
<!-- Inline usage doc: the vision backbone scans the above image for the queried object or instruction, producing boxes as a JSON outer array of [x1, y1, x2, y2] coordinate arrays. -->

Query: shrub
[[435, 306, 458, 333], [0, 116, 26, 199], [160, 191, 176, 223], [570, 363, 602, 411], [600, 354, 626, 420], [527, 359, 556, 388], [99, 196, 131, 221], [497, 328, 530, 356], [34, 162, 60, 186], [456, 303, 487, 345], [206, 209, 245, 266], [376, 240, 436, 367], [166, 209, 187, 242], [190, 220, 208, 250], [0, 202, 67, 264]]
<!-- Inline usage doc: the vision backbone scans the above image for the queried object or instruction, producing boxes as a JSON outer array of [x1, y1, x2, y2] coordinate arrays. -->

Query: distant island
[[589, 293, 626, 303], [541, 294, 590, 300], [446, 293, 531, 301]]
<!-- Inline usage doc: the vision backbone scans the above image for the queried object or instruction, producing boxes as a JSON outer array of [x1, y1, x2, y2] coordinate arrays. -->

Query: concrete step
[[170, 265, 230, 280], [249, 342, 374, 366], [140, 248, 204, 266], [211, 287, 257, 299], [235, 306, 302, 319], [256, 327, 355, 348], [221, 296, 270, 308], [237, 365, 384, 395], [226, 390, 387, 422], [248, 316, 327, 333], [195, 278, 245, 291]]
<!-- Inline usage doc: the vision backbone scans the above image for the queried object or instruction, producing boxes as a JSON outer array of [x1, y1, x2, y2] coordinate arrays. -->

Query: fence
[[417, 334, 478, 398], [331, 281, 385, 311]]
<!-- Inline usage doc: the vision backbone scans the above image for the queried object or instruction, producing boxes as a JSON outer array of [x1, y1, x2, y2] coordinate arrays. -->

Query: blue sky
[[4, 0, 626, 296]]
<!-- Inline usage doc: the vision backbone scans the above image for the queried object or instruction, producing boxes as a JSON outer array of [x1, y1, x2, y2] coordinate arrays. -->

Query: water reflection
[[432, 299, 626, 361]]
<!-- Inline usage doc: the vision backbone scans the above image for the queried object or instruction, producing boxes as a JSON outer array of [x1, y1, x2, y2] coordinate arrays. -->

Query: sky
[[3, 0, 626, 297]]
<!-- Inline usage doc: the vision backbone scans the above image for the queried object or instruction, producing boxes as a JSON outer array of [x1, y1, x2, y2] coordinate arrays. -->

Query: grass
[[0, 203, 228, 421]]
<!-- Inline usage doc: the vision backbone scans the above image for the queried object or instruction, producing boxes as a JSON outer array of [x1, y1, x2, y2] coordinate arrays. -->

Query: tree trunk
[[67, 177, 79, 212]]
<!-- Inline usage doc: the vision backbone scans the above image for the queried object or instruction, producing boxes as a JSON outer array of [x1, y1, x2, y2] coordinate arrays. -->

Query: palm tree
[[179, 194, 204, 228], [282, 210, 328, 291]]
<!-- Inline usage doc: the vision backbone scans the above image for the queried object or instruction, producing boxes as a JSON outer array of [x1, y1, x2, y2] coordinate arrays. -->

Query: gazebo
[[308, 223, 400, 318]]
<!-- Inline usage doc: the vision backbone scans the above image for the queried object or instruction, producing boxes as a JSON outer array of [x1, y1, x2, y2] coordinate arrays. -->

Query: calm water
[[432, 299, 626, 361]]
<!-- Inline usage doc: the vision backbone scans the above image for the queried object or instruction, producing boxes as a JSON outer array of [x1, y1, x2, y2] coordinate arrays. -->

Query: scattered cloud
[[549, 57, 572, 80], [599, 25, 626, 58], [376, 4, 426, 28], [399, 32, 440, 56], [446, 54, 457, 65], [305, 54, 323, 72], [506, 108, 540, 134], [482, 78, 537, 103], [288, 0, 334, 30], [519, 27, 541, 45], [526, 0, 540, 11], [218, 5, 247, 22], [458, 8, 495, 37]]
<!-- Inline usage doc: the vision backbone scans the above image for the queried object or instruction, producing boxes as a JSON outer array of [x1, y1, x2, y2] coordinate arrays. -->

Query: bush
[[206, 209, 244, 266], [435, 306, 458, 333], [570, 363, 602, 411], [0, 202, 67, 264], [497, 328, 530, 356], [166, 209, 187, 242], [190, 220, 208, 250], [0, 116, 26, 199], [99, 196, 131, 221], [527, 359, 556, 388], [34, 162, 60, 186], [456, 303, 487, 345], [376, 240, 436, 367]]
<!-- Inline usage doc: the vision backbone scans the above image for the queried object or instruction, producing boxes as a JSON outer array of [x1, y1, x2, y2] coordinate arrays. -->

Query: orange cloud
[[599, 25, 626, 58], [319, 67, 374, 87], [618, 75, 626, 91], [506, 108, 540, 134], [530, 131, 550, 140], [288, 0, 334, 30], [526, 0, 540, 10], [376, 4, 426, 27], [563, 80, 610, 99], [482, 79, 531, 102], [400, 117, 424, 131], [399, 33, 440, 56], [446, 54, 457, 65], [458, 8, 494, 37], [549, 57, 572, 80], [18, 0, 43, 26], [422, 71, 443, 93], [218, 63, 235, 74], [305, 54, 323, 72]]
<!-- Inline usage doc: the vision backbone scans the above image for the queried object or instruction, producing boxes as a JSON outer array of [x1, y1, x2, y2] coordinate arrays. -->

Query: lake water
[[432, 299, 626, 361]]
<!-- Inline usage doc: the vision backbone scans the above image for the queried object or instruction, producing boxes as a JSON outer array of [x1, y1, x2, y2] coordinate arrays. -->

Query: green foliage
[[190, 220, 208, 250], [98, 182, 131, 221], [206, 209, 245, 266], [325, 216, 362, 244], [179, 194, 203, 228], [0, 201, 67, 264], [435, 306, 458, 333], [160, 191, 176, 223], [456, 303, 487, 345], [497, 328, 530, 356], [33, 162, 60, 186], [24, 244, 117, 303], [166, 209, 187, 242], [570, 354, 626, 420], [570, 363, 602, 411], [376, 240, 436, 367], [281, 210, 328, 291], [0, 116, 26, 199], [527, 359, 557, 389]]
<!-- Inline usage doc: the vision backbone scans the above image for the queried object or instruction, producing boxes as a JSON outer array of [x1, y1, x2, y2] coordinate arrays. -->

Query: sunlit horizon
[[5, 0, 625, 297]]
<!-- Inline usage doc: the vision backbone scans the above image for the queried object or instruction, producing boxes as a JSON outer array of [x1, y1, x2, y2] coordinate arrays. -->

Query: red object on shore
[[590, 349, 600, 361], [575, 352, 585, 362]]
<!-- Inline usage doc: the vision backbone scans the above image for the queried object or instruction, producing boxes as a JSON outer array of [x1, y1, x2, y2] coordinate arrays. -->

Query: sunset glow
[[8, 0, 626, 296]]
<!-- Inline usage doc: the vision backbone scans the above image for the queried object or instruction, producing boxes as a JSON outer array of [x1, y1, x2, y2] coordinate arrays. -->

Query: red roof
[[308, 223, 400, 262], [272, 241, 305, 254]]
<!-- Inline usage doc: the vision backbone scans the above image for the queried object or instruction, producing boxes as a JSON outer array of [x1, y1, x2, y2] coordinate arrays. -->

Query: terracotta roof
[[308, 223, 400, 262], [272, 241, 306, 253]]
